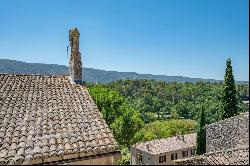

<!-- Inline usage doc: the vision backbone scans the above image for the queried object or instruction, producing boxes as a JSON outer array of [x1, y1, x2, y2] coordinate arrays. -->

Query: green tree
[[116, 147, 130, 165], [133, 119, 197, 143], [196, 106, 206, 155], [221, 58, 238, 119], [111, 104, 144, 147], [89, 78, 248, 129], [88, 86, 124, 125], [170, 107, 179, 119]]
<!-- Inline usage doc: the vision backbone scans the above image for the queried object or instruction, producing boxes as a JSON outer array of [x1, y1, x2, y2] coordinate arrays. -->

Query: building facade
[[130, 133, 197, 165]]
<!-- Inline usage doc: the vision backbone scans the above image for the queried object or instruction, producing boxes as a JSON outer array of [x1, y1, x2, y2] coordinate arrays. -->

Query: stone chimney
[[69, 27, 82, 84]]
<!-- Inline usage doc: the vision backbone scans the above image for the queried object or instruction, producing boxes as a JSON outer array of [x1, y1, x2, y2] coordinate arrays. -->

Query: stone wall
[[43, 152, 121, 165], [205, 112, 249, 153], [174, 156, 206, 165], [63, 153, 121, 165]]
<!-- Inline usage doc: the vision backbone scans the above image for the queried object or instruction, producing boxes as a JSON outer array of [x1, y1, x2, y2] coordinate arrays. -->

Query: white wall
[[131, 146, 196, 165]]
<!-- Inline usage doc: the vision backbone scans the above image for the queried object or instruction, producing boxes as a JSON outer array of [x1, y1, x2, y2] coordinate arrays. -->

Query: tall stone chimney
[[69, 27, 82, 84]]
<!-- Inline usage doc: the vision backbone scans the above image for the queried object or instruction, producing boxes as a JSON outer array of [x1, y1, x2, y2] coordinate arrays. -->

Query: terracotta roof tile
[[132, 133, 196, 154], [175, 146, 249, 165], [0, 74, 119, 164]]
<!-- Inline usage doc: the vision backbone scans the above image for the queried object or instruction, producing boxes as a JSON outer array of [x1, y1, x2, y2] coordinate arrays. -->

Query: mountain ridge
[[0, 59, 248, 84]]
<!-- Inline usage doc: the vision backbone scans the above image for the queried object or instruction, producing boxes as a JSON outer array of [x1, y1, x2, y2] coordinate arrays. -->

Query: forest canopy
[[89, 79, 248, 124], [87, 79, 248, 164]]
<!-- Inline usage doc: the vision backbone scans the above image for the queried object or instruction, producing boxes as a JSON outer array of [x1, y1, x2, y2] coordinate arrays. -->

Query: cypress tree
[[221, 58, 238, 119], [196, 106, 206, 155]]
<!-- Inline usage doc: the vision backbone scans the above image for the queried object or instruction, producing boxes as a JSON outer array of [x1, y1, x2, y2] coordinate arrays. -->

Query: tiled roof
[[0, 74, 119, 164], [175, 146, 249, 165], [205, 112, 249, 153], [204, 112, 249, 129], [132, 133, 196, 154]]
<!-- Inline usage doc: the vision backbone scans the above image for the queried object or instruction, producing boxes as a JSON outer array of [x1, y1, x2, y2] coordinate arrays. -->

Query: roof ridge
[[174, 146, 249, 163], [205, 112, 249, 128], [134, 132, 196, 146], [0, 73, 69, 77]]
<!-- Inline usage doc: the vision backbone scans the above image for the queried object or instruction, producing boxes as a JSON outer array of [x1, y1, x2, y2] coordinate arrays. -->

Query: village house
[[0, 28, 121, 165], [175, 112, 249, 165], [130, 133, 197, 165]]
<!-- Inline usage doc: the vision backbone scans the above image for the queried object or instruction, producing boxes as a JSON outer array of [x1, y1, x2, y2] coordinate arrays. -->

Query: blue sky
[[0, 0, 248, 81]]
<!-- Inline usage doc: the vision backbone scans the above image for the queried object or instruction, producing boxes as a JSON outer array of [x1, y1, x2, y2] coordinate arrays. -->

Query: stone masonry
[[69, 27, 82, 84], [175, 146, 249, 165], [205, 112, 249, 153], [175, 112, 249, 165]]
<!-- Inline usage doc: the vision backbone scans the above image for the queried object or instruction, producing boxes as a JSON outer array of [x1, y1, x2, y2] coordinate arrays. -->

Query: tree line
[[87, 58, 248, 164]]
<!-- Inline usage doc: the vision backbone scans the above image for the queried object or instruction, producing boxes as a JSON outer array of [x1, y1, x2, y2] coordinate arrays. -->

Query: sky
[[0, 0, 249, 81]]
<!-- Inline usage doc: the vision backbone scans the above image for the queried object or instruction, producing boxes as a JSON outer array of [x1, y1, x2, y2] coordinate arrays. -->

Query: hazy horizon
[[0, 0, 249, 81], [1, 58, 248, 82]]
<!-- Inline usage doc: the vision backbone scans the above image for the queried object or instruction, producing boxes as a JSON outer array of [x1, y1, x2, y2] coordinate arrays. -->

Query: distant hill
[[0, 59, 248, 84]]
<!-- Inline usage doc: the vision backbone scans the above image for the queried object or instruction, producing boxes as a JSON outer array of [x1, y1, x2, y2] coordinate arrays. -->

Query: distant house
[[0, 28, 121, 165], [242, 100, 249, 105], [175, 112, 249, 165], [241, 95, 249, 106], [130, 133, 197, 165]]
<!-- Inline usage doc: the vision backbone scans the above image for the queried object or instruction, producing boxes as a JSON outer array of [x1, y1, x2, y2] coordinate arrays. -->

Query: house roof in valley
[[132, 133, 196, 154], [243, 100, 249, 104], [174, 146, 249, 165], [0, 74, 119, 165]]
